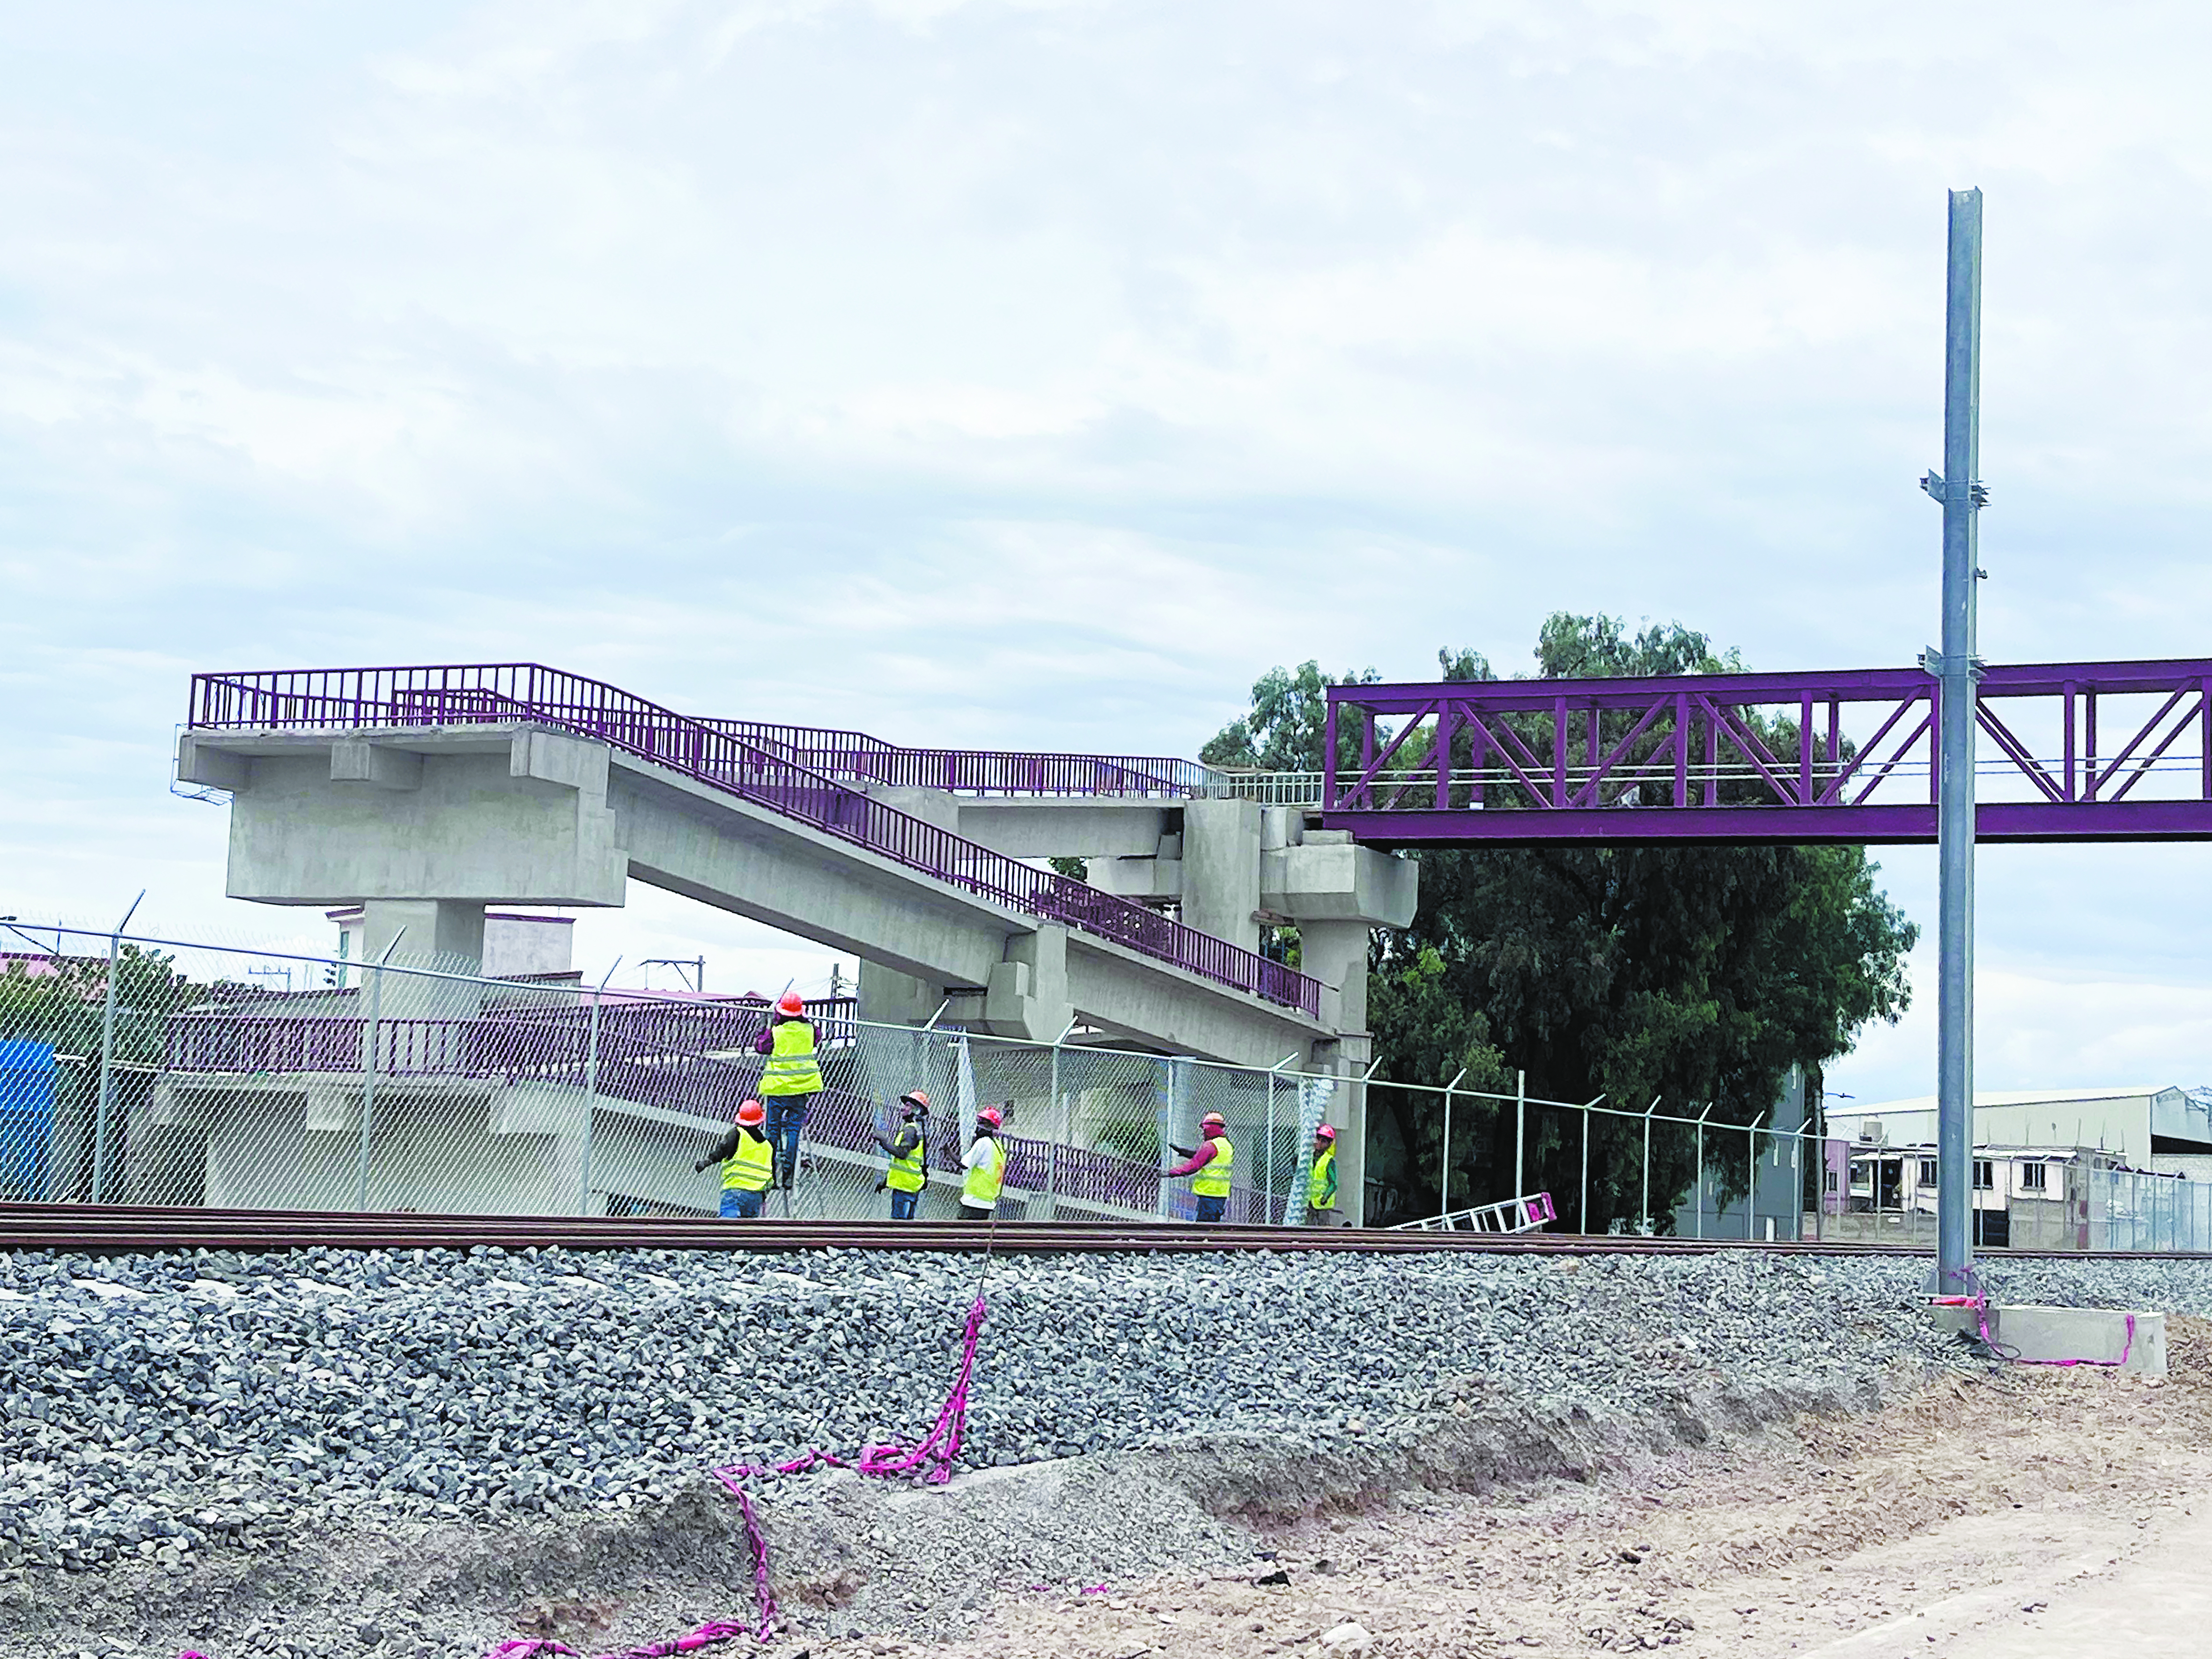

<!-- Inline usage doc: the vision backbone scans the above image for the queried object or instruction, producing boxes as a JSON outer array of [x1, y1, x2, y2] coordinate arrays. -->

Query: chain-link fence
[[0, 924, 1354, 1226], [15, 920, 2204, 1244], [2089, 1167, 2212, 1251]]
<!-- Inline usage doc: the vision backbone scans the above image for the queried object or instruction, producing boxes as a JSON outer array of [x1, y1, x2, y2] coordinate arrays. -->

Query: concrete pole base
[[1933, 1303, 2167, 1375]]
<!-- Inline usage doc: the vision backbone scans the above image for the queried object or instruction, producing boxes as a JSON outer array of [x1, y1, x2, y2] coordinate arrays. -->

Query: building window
[[1849, 1166, 1872, 1192], [1973, 1160, 1994, 1191], [1824, 1170, 1839, 1193], [1919, 1158, 1938, 1187], [2020, 1161, 2048, 1192]]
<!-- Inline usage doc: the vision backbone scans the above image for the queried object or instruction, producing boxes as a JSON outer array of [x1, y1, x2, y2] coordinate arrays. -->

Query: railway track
[[5, 1202, 2209, 1260]]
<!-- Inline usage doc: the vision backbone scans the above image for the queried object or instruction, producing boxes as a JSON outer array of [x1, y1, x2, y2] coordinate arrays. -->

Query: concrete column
[[357, 900, 486, 1017], [856, 960, 946, 1027], [983, 924, 1074, 1043], [1299, 919, 1371, 1226], [1180, 799, 1263, 954]]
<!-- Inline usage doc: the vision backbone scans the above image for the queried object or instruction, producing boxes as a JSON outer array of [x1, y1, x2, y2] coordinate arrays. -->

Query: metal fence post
[[1579, 1103, 1590, 1233], [1045, 1018, 1077, 1221], [1640, 1097, 1659, 1232], [91, 891, 145, 1204], [1792, 1114, 1804, 1241], [1514, 1069, 1526, 1199], [1264, 1072, 1275, 1212], [1746, 1111, 1766, 1240], [1271, 1053, 1301, 1225], [578, 958, 620, 1216], [1440, 1066, 1467, 1216], [1694, 1103, 1713, 1239], [356, 931, 404, 1211]]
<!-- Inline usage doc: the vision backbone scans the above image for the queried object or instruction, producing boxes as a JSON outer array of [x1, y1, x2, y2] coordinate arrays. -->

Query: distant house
[[1826, 1087, 2212, 1178], [1810, 1087, 2212, 1248]]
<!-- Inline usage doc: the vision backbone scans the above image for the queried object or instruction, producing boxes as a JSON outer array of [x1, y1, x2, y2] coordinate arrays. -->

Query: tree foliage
[[0, 944, 197, 1064], [1206, 615, 1919, 1230], [1200, 660, 1381, 773]]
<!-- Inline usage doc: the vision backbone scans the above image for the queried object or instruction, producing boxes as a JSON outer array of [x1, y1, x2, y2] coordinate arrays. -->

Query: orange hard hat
[[1201, 1112, 1226, 1129], [977, 1107, 1003, 1129], [1315, 1124, 1337, 1141], [901, 1089, 929, 1110], [776, 991, 805, 1016], [737, 1099, 766, 1126]]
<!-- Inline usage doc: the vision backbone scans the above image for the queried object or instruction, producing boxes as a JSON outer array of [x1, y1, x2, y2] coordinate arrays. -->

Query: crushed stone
[[3, 1242, 2209, 1659]]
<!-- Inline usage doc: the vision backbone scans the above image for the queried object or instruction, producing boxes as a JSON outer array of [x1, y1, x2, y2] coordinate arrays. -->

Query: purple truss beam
[[1322, 660, 2212, 845]]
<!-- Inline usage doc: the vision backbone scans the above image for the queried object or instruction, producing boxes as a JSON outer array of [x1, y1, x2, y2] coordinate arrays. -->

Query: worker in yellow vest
[[696, 1099, 775, 1219], [959, 1106, 1006, 1222], [1306, 1123, 1340, 1225], [1165, 1111, 1235, 1223], [752, 991, 823, 1190], [875, 1090, 930, 1220]]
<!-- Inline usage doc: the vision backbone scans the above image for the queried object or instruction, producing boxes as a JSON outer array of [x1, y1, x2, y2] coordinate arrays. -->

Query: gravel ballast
[[6, 1243, 2212, 1659]]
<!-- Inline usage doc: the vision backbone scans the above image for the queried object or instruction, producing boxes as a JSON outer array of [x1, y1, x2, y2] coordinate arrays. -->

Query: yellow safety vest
[[1308, 1144, 1338, 1211], [760, 1019, 823, 1096], [722, 1130, 775, 1193], [886, 1124, 927, 1194], [963, 1136, 1006, 1207], [1192, 1134, 1234, 1198]]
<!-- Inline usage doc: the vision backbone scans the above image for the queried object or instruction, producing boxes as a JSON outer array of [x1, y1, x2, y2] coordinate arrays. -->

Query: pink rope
[[179, 1286, 994, 1659], [1935, 1274, 2139, 1369], [709, 1290, 989, 1640], [479, 1622, 747, 1659]]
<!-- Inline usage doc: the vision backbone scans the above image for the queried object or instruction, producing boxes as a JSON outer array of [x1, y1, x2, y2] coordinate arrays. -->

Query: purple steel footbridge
[[1320, 659, 2212, 845]]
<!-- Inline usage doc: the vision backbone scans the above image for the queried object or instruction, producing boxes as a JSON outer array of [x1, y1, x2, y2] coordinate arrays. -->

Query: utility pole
[[1923, 188, 1985, 1297]]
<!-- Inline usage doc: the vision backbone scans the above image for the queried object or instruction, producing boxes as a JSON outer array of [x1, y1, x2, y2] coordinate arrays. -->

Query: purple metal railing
[[1322, 659, 2212, 844], [698, 719, 1218, 798], [164, 994, 859, 1097], [167, 1008, 1281, 1219], [186, 665, 1320, 1017]]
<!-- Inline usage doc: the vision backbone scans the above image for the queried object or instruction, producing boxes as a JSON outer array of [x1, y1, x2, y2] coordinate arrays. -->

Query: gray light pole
[[1924, 187, 1986, 1296]]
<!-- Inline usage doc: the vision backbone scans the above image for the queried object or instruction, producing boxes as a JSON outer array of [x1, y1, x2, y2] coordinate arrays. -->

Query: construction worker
[[876, 1090, 930, 1220], [696, 1099, 776, 1219], [1306, 1123, 1340, 1225], [752, 991, 823, 1189], [959, 1106, 1006, 1222], [1165, 1110, 1235, 1223]]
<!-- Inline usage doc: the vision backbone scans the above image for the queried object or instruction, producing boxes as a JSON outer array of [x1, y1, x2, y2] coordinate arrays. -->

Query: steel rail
[[5, 1204, 2208, 1261]]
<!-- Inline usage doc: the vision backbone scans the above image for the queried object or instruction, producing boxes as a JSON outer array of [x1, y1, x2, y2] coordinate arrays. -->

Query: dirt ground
[[804, 1319, 2212, 1659]]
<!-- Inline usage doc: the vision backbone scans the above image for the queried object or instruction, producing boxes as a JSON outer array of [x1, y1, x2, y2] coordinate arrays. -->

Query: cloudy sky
[[5, 1, 2212, 1101]]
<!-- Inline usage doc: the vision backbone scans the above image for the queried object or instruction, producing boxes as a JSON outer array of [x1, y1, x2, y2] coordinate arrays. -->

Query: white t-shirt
[[961, 1137, 1000, 1210]]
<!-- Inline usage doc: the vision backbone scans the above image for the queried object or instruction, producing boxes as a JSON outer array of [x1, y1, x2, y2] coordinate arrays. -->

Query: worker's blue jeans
[[1194, 1195, 1226, 1224], [889, 1188, 920, 1220], [719, 1187, 764, 1219], [762, 1094, 812, 1186]]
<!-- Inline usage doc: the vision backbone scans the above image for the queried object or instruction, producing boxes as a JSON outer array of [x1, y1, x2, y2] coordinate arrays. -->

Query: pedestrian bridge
[[177, 664, 1415, 1073]]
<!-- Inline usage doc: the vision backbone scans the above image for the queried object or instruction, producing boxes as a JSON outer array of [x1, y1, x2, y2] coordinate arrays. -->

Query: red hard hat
[[776, 991, 805, 1016], [1315, 1124, 1337, 1140], [1201, 1112, 1226, 1129], [737, 1099, 766, 1126], [978, 1107, 1003, 1129], [901, 1089, 929, 1110]]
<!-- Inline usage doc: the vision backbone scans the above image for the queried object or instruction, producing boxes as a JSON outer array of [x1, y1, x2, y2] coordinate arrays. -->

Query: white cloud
[[7, 1, 2212, 1087]]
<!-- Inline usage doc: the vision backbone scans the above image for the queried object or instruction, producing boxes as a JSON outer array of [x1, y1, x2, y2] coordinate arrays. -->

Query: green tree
[[1201, 661, 1384, 773], [0, 943, 198, 1063], [0, 943, 204, 1201], [1205, 616, 1918, 1229]]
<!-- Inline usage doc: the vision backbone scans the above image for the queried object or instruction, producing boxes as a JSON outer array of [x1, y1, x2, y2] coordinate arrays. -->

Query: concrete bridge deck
[[179, 721, 1335, 1069]]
